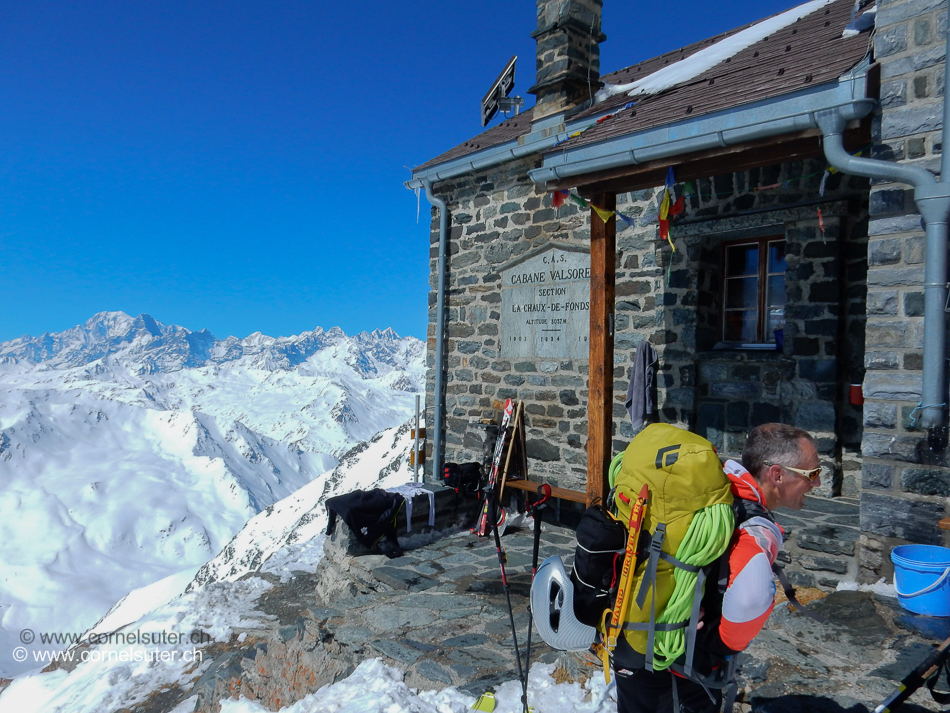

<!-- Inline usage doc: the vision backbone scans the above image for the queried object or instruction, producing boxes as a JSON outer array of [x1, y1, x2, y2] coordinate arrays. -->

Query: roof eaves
[[405, 109, 620, 190], [528, 63, 873, 186]]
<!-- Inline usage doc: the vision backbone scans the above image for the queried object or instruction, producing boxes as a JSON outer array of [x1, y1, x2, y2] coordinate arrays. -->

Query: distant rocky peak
[[367, 327, 398, 340], [83, 311, 136, 337]]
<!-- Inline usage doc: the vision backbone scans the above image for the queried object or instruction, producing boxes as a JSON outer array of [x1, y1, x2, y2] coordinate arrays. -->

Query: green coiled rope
[[608, 451, 624, 490], [651, 502, 734, 670]]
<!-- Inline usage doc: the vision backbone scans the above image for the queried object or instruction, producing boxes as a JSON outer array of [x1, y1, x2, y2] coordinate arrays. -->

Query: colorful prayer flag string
[[553, 112, 620, 147], [548, 189, 664, 235], [658, 167, 683, 252]]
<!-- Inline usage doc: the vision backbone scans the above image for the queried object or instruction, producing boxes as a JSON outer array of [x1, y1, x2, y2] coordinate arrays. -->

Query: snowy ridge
[[189, 419, 417, 588], [0, 312, 424, 678]]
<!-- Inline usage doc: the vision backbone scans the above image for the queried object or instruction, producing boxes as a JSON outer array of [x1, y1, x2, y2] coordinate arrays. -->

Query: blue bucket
[[891, 544, 950, 617]]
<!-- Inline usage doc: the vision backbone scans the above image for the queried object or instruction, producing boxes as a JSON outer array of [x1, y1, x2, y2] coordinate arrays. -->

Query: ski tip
[[472, 691, 496, 712]]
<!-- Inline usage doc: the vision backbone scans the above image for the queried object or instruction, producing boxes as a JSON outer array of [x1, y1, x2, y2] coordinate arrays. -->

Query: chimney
[[528, 0, 606, 122]]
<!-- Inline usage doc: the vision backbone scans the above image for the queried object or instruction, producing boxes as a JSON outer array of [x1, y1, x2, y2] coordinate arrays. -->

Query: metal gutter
[[423, 179, 448, 482], [404, 111, 614, 190], [528, 68, 873, 184]]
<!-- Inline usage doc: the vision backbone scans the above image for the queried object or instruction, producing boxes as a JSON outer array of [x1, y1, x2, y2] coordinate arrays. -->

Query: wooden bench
[[503, 478, 587, 504]]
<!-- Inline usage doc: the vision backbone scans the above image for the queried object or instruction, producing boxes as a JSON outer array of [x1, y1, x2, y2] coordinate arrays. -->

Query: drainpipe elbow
[[817, 108, 937, 189]]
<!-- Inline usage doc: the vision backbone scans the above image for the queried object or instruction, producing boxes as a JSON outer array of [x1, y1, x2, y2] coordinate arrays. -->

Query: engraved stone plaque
[[500, 245, 590, 359]]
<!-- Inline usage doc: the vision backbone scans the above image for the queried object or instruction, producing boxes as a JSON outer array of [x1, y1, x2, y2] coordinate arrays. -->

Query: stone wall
[[860, 0, 950, 579], [664, 166, 870, 497], [425, 156, 594, 492], [426, 155, 869, 503]]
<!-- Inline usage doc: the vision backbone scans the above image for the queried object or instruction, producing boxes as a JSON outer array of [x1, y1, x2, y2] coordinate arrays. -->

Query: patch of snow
[[216, 660, 616, 713], [595, 0, 837, 102], [842, 4, 875, 37], [836, 577, 898, 598], [84, 566, 202, 641]]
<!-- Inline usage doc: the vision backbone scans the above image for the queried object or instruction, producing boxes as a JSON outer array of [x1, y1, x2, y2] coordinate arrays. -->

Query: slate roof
[[414, 0, 871, 174]]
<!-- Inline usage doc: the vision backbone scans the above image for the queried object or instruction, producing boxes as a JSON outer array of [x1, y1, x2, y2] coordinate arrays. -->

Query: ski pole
[[521, 484, 551, 713], [490, 493, 525, 694], [874, 636, 950, 713]]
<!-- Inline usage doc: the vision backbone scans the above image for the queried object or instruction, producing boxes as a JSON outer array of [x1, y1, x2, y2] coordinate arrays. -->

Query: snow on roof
[[842, 4, 875, 37], [595, 0, 838, 103]]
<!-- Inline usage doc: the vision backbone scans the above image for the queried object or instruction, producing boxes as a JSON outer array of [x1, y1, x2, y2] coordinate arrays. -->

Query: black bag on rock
[[325, 489, 405, 558]]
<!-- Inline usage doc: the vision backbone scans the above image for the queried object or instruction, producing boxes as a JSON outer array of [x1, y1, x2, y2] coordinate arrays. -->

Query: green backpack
[[606, 423, 734, 675]]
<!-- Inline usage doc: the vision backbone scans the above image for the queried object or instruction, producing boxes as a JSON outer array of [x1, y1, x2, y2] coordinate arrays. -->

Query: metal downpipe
[[423, 179, 448, 482], [917, 212, 949, 428], [817, 103, 950, 430]]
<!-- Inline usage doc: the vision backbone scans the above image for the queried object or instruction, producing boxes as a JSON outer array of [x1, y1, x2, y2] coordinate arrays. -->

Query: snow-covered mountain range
[[0, 312, 425, 678]]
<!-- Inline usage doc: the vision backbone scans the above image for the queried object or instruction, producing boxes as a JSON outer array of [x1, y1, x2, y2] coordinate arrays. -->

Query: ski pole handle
[[536, 484, 551, 507]]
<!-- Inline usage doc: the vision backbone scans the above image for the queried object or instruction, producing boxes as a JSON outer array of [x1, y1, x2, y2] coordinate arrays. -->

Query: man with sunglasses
[[699, 423, 821, 708], [617, 422, 821, 713]]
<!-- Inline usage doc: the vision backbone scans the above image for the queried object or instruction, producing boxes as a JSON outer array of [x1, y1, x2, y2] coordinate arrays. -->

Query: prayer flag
[[592, 204, 615, 225], [617, 212, 636, 228], [552, 190, 569, 208], [658, 167, 682, 251]]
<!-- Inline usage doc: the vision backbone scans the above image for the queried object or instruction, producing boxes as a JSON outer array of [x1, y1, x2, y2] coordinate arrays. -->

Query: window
[[721, 238, 786, 345]]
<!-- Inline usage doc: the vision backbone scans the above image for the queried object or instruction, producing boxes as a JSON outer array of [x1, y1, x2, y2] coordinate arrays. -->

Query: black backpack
[[442, 462, 483, 497], [570, 505, 627, 628]]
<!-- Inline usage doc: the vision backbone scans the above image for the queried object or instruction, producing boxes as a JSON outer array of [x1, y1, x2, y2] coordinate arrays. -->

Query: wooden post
[[587, 192, 616, 507]]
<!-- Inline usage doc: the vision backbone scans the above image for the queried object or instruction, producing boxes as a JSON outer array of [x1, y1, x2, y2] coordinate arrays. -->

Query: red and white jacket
[[713, 460, 784, 654]]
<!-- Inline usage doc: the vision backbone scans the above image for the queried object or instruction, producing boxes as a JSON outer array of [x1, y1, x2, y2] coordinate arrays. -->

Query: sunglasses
[[763, 461, 823, 482]]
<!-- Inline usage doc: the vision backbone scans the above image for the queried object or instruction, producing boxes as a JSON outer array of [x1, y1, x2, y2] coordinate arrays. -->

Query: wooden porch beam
[[587, 192, 616, 507]]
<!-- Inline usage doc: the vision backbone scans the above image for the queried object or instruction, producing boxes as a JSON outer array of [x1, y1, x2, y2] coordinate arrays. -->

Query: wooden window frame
[[720, 236, 785, 346]]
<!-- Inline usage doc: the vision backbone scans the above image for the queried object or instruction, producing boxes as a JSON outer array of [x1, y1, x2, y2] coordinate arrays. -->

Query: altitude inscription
[[500, 248, 590, 359]]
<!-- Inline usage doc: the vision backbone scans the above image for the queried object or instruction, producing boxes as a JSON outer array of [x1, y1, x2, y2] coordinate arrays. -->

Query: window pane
[[726, 244, 758, 277], [767, 308, 785, 340], [767, 275, 785, 308], [724, 311, 757, 342], [726, 276, 758, 309], [768, 241, 786, 273]]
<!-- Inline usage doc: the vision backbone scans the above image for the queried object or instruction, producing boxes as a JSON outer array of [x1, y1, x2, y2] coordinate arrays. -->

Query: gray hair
[[741, 423, 814, 481]]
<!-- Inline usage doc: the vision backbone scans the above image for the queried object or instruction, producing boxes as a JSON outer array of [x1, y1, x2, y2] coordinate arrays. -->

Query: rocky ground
[[21, 485, 940, 713], [116, 504, 950, 713]]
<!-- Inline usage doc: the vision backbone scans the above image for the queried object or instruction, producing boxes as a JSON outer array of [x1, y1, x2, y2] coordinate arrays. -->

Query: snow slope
[[0, 419, 429, 712], [0, 312, 424, 678], [0, 421, 612, 713]]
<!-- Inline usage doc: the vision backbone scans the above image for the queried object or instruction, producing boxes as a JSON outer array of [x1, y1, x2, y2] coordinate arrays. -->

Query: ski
[[472, 398, 514, 537]]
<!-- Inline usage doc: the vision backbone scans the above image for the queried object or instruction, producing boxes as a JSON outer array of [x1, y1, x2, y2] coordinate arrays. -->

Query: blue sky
[[0, 0, 807, 343]]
